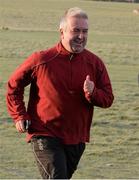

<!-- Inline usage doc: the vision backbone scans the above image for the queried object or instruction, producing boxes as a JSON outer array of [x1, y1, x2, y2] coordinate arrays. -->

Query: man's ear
[[60, 28, 64, 39]]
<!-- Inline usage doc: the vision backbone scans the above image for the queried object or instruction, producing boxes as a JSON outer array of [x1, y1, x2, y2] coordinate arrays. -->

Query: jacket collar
[[56, 41, 72, 56]]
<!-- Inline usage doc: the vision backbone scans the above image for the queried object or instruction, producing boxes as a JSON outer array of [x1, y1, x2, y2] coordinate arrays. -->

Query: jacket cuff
[[14, 114, 30, 123]]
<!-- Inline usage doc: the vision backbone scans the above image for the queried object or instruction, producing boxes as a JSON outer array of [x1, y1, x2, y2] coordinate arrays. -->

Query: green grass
[[0, 0, 139, 179]]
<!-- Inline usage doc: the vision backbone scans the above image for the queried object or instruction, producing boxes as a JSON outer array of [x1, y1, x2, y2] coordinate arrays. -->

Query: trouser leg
[[31, 136, 68, 179], [64, 143, 85, 179]]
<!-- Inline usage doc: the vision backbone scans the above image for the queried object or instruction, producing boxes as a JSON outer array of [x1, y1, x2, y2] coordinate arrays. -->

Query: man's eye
[[73, 29, 80, 33], [72, 29, 88, 34], [83, 30, 88, 33]]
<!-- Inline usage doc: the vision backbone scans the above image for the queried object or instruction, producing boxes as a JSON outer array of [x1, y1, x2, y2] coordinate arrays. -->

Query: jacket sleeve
[[6, 52, 37, 123], [85, 60, 114, 108]]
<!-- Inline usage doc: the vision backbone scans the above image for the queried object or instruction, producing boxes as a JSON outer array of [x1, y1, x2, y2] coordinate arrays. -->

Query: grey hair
[[59, 7, 88, 30]]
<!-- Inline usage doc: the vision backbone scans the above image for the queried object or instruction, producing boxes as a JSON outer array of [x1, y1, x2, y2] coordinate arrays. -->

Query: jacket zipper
[[69, 54, 74, 93]]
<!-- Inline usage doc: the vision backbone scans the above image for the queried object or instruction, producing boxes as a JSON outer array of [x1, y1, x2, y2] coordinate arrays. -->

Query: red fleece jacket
[[6, 42, 114, 144]]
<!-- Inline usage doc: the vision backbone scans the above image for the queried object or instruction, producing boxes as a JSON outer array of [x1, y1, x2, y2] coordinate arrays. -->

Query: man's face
[[60, 16, 88, 53]]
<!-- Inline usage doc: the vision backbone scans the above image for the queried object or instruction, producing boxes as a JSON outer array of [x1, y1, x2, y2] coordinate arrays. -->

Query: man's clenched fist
[[83, 75, 94, 95], [15, 120, 30, 133]]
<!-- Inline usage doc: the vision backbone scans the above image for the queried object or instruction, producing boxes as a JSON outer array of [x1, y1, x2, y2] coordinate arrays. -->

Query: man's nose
[[78, 32, 84, 39]]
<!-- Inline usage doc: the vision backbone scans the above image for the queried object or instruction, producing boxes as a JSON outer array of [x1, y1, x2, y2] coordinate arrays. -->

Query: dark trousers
[[31, 136, 85, 179]]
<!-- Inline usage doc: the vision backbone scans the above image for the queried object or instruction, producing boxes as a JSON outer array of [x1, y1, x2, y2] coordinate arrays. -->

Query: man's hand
[[15, 120, 30, 133], [83, 75, 94, 95]]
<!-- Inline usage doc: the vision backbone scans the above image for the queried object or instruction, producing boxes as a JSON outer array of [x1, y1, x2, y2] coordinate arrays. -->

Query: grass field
[[0, 0, 139, 179]]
